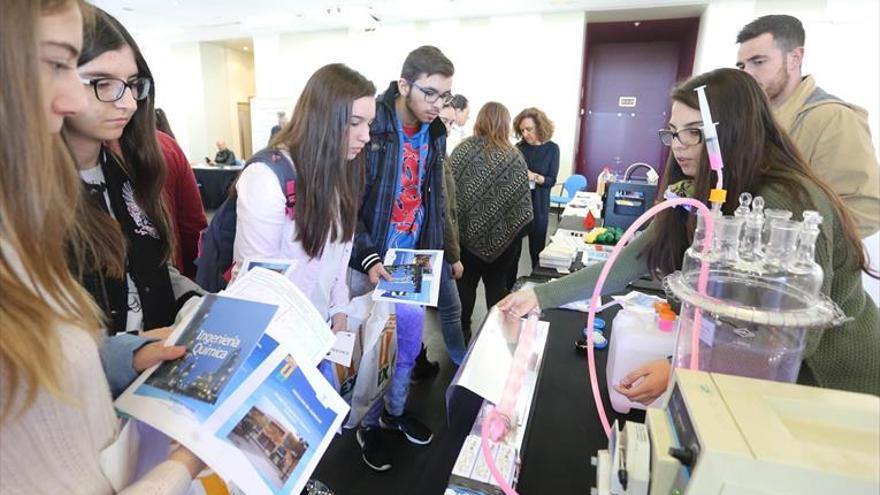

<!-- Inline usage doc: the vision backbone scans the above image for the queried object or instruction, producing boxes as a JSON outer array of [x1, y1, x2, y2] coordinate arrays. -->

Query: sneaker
[[379, 410, 434, 445], [301, 479, 335, 495], [411, 345, 439, 382], [356, 426, 392, 472]]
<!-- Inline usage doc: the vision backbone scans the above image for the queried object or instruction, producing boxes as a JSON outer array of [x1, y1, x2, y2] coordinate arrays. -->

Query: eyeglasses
[[81, 76, 152, 103], [409, 81, 454, 106], [658, 127, 704, 146]]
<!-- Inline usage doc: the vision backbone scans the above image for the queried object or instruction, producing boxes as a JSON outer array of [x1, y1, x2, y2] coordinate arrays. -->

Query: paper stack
[[538, 242, 576, 271]]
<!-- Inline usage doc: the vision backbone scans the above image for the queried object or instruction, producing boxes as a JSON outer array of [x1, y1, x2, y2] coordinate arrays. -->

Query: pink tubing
[[480, 198, 715, 494], [584, 197, 714, 437], [480, 313, 539, 495]]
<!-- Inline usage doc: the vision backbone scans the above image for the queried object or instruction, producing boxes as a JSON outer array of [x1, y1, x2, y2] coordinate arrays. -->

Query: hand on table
[[496, 289, 540, 317]]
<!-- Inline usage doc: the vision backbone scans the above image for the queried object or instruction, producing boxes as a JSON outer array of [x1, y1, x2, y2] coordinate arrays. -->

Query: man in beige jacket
[[736, 14, 880, 238]]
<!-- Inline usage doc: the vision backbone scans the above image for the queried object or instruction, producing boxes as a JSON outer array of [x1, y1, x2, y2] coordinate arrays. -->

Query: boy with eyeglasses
[[349, 45, 454, 472]]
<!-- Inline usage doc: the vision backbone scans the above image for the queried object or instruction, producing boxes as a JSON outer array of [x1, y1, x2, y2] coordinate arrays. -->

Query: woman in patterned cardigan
[[449, 101, 533, 336]]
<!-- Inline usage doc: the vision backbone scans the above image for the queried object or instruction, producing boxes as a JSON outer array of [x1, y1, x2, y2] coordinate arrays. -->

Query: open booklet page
[[223, 266, 335, 367], [373, 248, 443, 307], [115, 273, 349, 495]]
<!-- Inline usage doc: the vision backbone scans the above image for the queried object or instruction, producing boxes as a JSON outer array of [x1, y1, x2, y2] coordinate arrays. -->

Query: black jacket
[[78, 149, 200, 334]]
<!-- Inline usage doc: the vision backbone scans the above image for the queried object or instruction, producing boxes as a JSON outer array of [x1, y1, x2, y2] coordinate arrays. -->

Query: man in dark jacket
[[349, 45, 453, 472], [212, 140, 236, 165]]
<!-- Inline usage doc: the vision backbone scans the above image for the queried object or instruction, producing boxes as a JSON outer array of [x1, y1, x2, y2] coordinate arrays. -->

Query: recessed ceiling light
[[242, 46, 249, 51], [634, 21, 641, 27]]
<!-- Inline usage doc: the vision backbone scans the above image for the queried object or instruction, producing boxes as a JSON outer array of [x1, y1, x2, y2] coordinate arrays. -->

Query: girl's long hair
[[269, 63, 375, 258], [67, 6, 173, 280], [644, 68, 871, 278], [1, 0, 104, 421], [473, 101, 515, 154]]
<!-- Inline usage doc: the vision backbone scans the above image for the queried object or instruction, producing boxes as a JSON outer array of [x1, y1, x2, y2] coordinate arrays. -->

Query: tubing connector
[[709, 188, 727, 205]]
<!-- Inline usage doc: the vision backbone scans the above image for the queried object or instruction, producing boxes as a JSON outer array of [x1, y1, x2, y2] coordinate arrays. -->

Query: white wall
[[224, 47, 256, 156], [249, 12, 586, 181], [246, 1, 877, 186], [198, 43, 255, 161], [695, 0, 879, 154], [139, 38, 255, 163]]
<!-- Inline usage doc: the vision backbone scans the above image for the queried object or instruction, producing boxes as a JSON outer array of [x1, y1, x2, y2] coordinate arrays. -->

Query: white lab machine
[[593, 369, 880, 495]]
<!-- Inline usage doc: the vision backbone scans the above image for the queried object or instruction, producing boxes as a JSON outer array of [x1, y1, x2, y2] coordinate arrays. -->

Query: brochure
[[116, 281, 349, 495], [240, 257, 297, 278], [372, 248, 443, 307], [223, 267, 335, 368]]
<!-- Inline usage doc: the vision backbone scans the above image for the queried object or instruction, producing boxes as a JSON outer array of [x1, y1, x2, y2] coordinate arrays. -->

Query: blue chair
[[550, 174, 588, 209]]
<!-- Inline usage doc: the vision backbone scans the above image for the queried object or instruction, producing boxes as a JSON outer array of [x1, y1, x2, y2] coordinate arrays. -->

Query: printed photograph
[[377, 263, 423, 293], [136, 295, 278, 418], [374, 249, 443, 306], [227, 403, 309, 490], [217, 354, 340, 494]]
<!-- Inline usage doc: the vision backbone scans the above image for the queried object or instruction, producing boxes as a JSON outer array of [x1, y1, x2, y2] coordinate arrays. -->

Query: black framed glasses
[[409, 81, 454, 106], [658, 127, 704, 146], [81, 76, 152, 103]]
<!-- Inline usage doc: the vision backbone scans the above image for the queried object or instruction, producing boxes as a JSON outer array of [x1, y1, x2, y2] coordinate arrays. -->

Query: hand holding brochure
[[115, 275, 349, 495], [373, 248, 443, 307]]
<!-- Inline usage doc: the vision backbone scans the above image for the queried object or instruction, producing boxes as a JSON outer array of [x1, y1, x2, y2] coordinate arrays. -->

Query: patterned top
[[449, 136, 534, 262]]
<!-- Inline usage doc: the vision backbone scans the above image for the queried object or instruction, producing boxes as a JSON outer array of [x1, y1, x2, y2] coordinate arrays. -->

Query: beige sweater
[[774, 75, 880, 238], [0, 244, 192, 494]]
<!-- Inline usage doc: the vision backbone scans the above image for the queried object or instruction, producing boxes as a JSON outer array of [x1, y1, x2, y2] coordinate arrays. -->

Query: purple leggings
[[361, 303, 425, 425]]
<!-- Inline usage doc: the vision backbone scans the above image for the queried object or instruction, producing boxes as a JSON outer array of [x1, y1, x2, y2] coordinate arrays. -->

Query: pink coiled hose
[[480, 197, 716, 495]]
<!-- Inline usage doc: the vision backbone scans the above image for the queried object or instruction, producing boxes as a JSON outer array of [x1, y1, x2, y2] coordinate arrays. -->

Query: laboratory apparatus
[[592, 368, 880, 495]]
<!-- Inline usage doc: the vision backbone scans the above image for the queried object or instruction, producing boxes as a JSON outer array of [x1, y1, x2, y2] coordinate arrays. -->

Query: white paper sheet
[[453, 307, 549, 405], [223, 267, 335, 367], [115, 291, 349, 495], [325, 331, 356, 367]]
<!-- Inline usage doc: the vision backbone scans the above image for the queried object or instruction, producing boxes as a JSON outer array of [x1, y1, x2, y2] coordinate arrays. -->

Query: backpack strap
[[246, 148, 297, 220]]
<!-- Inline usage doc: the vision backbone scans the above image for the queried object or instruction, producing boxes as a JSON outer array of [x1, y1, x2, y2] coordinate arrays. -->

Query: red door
[[575, 18, 700, 187], [582, 42, 678, 182]]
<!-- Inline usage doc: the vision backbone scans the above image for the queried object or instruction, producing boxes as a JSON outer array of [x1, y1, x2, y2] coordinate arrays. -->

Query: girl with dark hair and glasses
[[501, 68, 878, 401], [63, 8, 202, 349]]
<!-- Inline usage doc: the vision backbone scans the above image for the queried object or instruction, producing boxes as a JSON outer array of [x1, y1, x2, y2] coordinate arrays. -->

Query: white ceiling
[[91, 0, 706, 43]]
